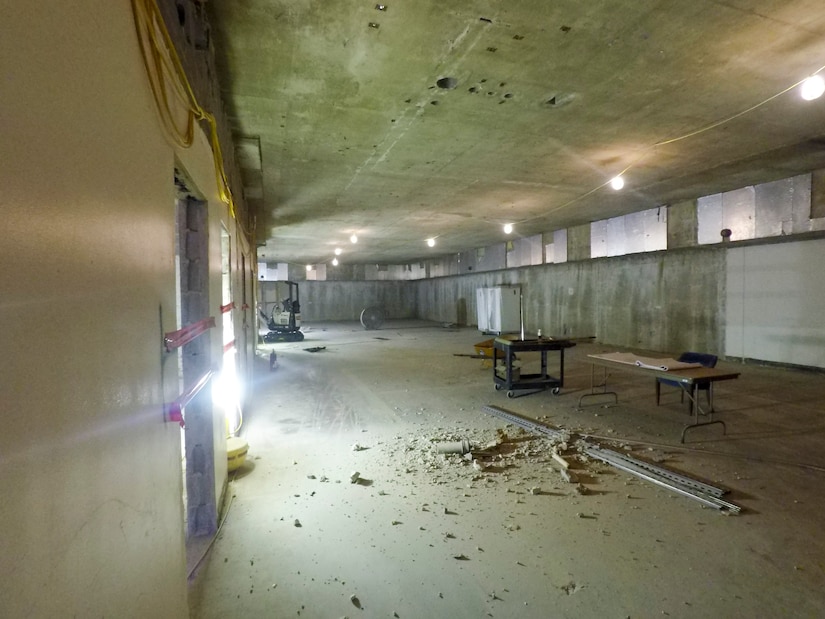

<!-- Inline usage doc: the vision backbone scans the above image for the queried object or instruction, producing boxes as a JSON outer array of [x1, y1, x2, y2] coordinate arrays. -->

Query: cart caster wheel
[[494, 384, 502, 391], [507, 391, 515, 398], [551, 387, 561, 395]]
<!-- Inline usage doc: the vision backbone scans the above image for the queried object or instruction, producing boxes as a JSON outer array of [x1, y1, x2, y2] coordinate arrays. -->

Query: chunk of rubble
[[560, 469, 578, 484]]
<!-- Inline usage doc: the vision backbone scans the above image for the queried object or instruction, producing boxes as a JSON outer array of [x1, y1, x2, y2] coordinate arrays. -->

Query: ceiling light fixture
[[610, 175, 625, 190], [332, 257, 339, 266], [350, 234, 358, 244], [305, 264, 312, 272], [334, 247, 342, 255], [800, 75, 825, 101], [503, 223, 513, 234], [426, 238, 436, 247]]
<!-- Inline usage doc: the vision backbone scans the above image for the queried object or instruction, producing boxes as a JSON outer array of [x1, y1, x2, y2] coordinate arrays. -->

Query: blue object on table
[[655, 352, 718, 413]]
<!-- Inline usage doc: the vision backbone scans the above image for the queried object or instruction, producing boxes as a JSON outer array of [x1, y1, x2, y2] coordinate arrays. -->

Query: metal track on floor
[[585, 446, 741, 514], [480, 404, 741, 514], [480, 405, 567, 441]]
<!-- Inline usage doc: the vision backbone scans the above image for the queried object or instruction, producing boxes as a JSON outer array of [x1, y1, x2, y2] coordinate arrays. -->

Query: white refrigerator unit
[[476, 286, 521, 334]]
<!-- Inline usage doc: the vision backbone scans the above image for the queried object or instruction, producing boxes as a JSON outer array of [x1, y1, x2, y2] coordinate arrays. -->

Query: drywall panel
[[0, 4, 238, 616], [507, 235, 543, 267], [476, 243, 506, 271], [699, 187, 756, 243], [725, 238, 825, 368], [553, 229, 568, 263], [755, 177, 795, 238]]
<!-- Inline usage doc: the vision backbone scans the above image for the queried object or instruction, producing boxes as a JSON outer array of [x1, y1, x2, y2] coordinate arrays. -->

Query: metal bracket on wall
[[163, 368, 216, 427], [163, 316, 216, 352]]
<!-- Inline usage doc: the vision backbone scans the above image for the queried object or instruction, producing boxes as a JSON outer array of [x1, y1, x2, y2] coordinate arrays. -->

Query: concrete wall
[[0, 4, 249, 616], [414, 247, 725, 353], [297, 246, 725, 354], [300, 281, 418, 322]]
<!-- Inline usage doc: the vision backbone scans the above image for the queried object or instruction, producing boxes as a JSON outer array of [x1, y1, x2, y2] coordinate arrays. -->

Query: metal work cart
[[493, 337, 576, 398]]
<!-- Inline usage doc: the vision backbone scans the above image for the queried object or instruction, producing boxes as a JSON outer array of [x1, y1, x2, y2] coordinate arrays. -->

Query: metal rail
[[585, 446, 726, 498], [480, 405, 567, 441], [480, 404, 742, 514], [585, 446, 741, 513]]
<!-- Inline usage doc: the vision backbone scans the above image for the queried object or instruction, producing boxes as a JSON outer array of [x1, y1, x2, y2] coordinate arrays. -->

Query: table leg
[[679, 381, 726, 443], [578, 364, 619, 408]]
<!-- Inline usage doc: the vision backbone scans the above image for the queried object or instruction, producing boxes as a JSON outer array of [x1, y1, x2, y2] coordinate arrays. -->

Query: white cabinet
[[476, 286, 521, 334]]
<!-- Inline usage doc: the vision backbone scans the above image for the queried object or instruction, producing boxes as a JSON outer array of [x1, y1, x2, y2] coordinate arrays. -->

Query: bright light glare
[[306, 264, 312, 271], [332, 257, 339, 266], [503, 223, 513, 234], [610, 175, 625, 190], [334, 247, 342, 255], [801, 75, 825, 101], [350, 234, 358, 244], [426, 238, 436, 247], [214, 353, 241, 436]]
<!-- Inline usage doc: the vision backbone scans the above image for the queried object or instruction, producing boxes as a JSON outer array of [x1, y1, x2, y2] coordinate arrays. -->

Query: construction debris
[[551, 450, 570, 469], [480, 404, 741, 514]]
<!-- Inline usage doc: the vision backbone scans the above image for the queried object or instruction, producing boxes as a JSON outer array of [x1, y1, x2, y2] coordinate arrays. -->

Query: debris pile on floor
[[378, 423, 603, 500]]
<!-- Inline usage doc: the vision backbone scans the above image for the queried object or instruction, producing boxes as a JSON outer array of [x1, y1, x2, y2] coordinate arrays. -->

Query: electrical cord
[[187, 492, 235, 580], [130, 0, 249, 238], [512, 63, 825, 228]]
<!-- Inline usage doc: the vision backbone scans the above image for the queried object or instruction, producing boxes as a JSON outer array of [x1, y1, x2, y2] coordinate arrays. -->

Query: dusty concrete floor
[[189, 320, 825, 618]]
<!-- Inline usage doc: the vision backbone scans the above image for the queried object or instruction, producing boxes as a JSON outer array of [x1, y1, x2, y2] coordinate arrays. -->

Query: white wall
[[725, 238, 825, 368], [0, 3, 242, 616]]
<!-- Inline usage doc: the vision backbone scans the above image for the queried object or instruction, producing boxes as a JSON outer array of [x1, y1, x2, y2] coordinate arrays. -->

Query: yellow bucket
[[226, 436, 249, 472]]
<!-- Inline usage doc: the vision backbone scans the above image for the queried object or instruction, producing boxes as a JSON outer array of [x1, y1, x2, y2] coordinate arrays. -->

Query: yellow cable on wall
[[131, 0, 238, 222]]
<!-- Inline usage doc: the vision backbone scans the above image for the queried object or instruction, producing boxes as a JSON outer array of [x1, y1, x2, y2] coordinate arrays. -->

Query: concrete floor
[[189, 320, 825, 618]]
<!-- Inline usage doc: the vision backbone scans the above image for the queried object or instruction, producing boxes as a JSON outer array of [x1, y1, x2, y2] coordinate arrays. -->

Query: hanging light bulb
[[350, 234, 358, 244], [426, 238, 436, 247], [332, 257, 339, 266], [800, 75, 825, 101], [334, 247, 342, 255], [503, 223, 513, 234], [305, 264, 312, 272], [610, 175, 625, 190]]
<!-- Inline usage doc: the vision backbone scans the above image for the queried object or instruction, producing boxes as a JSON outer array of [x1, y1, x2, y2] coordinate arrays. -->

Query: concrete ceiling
[[207, 0, 825, 265]]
